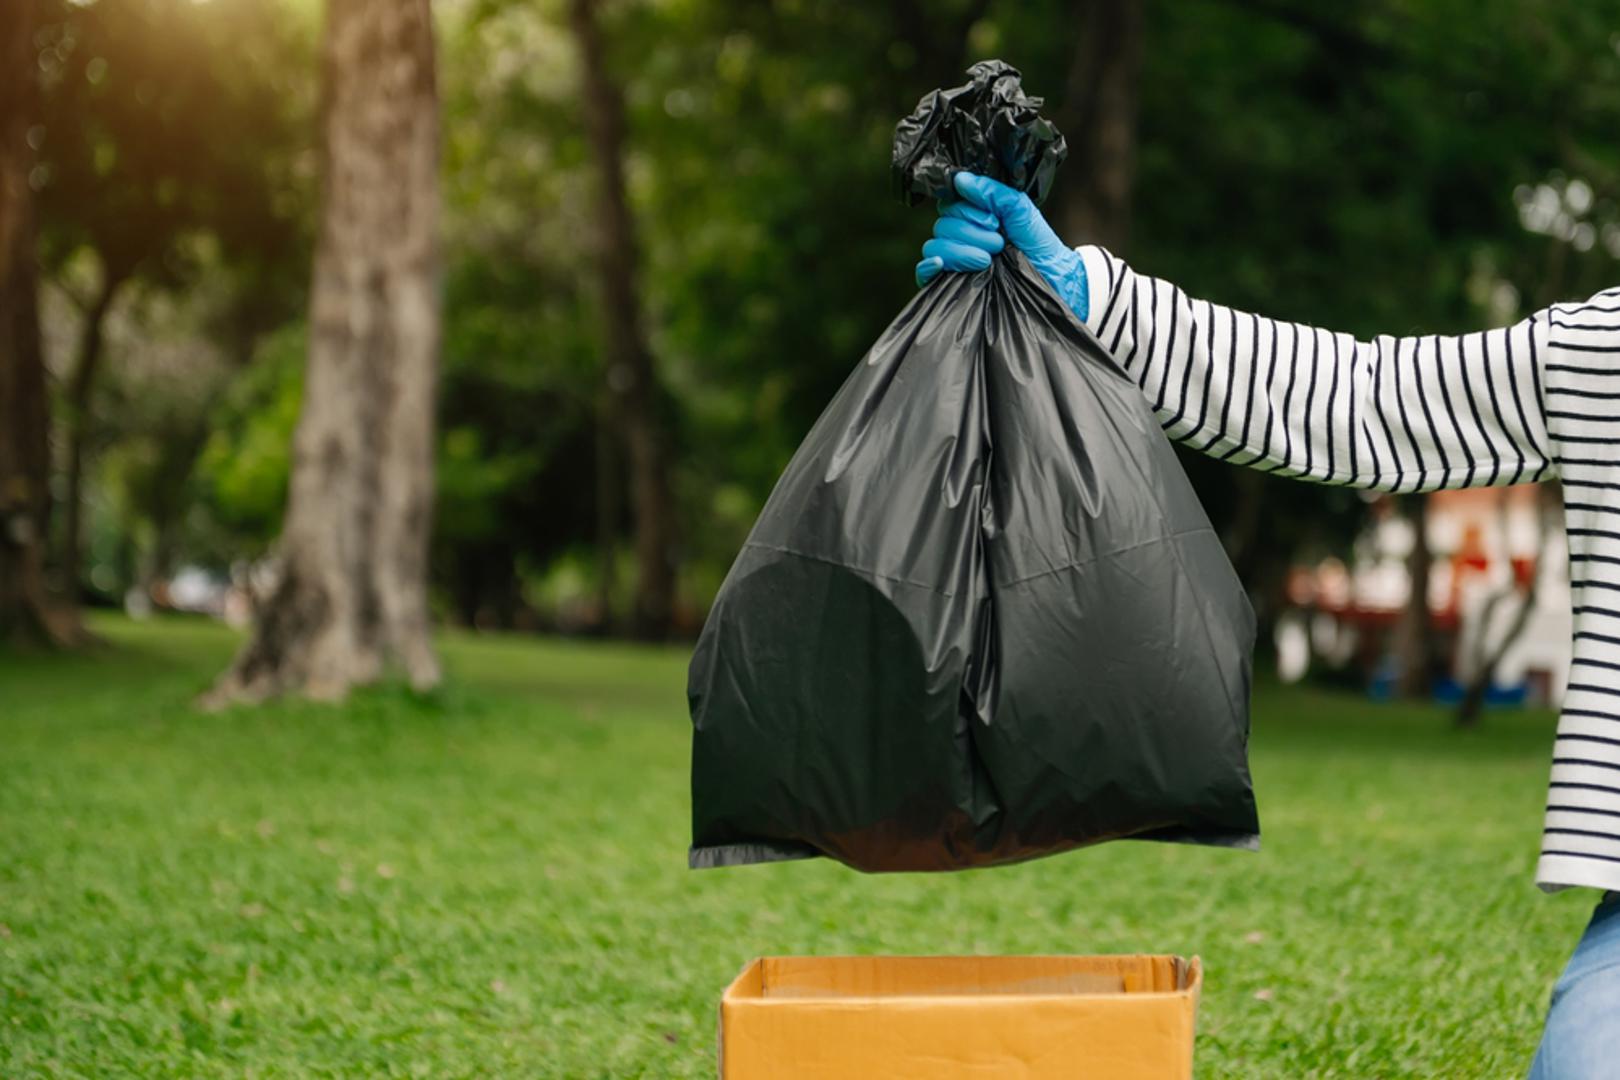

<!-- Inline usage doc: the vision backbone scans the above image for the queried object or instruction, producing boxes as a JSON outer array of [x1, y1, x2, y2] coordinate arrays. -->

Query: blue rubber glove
[[914, 172, 1089, 322], [914, 200, 1004, 285]]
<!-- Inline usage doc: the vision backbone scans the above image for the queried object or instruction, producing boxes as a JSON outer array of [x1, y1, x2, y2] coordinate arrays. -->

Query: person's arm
[[928, 172, 1557, 493], [1076, 244, 1556, 492]]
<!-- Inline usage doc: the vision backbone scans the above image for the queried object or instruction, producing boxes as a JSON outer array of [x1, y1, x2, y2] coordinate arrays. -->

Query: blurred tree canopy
[[32, 0, 310, 604], [14, 0, 1620, 643]]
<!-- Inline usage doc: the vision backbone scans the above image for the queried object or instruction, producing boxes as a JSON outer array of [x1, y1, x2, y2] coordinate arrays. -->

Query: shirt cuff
[[1075, 245, 1116, 336]]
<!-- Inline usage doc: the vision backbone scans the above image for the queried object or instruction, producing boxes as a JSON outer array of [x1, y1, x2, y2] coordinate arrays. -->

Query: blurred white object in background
[[1276, 610, 1309, 683]]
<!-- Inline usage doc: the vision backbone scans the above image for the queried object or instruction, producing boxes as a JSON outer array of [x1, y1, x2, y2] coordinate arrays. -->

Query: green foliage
[[0, 615, 1593, 1076], [26, 0, 315, 599], [34, 0, 310, 284], [433, 0, 1620, 622], [37, 0, 1620, 624], [1083, 1, 1620, 572], [435, 0, 1011, 623], [195, 327, 306, 548], [437, 427, 544, 544], [629, 0, 988, 488], [1116, 1, 1620, 333]]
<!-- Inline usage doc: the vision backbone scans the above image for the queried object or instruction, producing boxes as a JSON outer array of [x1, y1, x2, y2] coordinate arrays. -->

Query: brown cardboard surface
[[720, 955, 1200, 1079]]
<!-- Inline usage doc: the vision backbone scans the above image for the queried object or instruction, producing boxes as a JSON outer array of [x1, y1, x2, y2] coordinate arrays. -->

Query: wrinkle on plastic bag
[[689, 63, 1257, 873], [893, 59, 1066, 206]]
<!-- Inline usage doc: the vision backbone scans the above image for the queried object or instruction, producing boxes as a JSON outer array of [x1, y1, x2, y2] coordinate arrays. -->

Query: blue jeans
[[1530, 894, 1620, 1079]]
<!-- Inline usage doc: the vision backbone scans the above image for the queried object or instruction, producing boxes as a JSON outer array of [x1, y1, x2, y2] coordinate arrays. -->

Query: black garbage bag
[[688, 61, 1258, 873]]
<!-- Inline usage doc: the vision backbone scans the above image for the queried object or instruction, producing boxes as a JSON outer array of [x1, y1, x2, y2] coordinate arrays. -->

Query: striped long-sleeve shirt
[[1075, 244, 1620, 893]]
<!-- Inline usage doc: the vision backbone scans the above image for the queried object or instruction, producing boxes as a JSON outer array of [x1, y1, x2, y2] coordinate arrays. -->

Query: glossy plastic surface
[[688, 250, 1258, 873]]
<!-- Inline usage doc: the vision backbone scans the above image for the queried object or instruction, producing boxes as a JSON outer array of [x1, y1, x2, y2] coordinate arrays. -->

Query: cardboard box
[[719, 954, 1201, 1079]]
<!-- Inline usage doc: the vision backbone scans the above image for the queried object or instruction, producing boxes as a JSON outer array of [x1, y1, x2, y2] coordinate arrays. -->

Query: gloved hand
[[914, 172, 1089, 322], [914, 200, 1004, 285]]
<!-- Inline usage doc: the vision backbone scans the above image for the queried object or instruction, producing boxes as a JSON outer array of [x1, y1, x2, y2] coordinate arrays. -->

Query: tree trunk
[[0, 0, 78, 648], [1055, 0, 1144, 254], [139, 411, 217, 596], [206, 0, 441, 704], [137, 308, 271, 604], [60, 268, 123, 604], [569, 0, 677, 641], [1394, 494, 1435, 699], [891, 0, 996, 94], [1456, 483, 1560, 728], [594, 396, 620, 632]]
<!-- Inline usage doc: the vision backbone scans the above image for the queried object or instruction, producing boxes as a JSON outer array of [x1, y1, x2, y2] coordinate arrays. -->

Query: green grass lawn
[[0, 615, 1596, 1077]]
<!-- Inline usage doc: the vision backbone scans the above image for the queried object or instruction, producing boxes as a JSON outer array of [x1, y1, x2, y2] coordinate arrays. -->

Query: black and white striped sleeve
[[1076, 245, 1557, 492]]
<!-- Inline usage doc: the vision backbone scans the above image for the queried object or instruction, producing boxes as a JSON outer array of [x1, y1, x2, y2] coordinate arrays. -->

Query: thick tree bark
[[569, 0, 677, 640], [1055, 0, 1144, 254], [1394, 494, 1436, 699], [60, 268, 124, 604], [206, 0, 441, 703], [0, 0, 79, 648]]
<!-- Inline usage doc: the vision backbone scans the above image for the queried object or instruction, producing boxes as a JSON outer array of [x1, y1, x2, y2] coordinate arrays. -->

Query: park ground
[[0, 615, 1598, 1077]]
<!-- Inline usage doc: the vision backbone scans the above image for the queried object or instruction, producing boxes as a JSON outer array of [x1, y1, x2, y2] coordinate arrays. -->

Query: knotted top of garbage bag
[[892, 59, 1067, 207]]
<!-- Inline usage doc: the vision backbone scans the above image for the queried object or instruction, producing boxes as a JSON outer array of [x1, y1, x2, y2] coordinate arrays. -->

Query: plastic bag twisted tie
[[892, 59, 1068, 207]]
